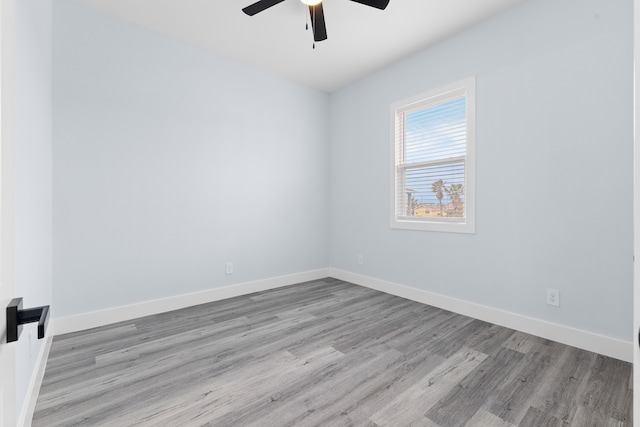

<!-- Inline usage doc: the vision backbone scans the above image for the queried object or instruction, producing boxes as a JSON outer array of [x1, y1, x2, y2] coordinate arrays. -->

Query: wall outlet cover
[[546, 288, 560, 307]]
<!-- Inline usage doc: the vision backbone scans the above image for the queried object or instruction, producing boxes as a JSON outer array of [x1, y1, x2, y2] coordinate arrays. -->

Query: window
[[390, 77, 475, 233]]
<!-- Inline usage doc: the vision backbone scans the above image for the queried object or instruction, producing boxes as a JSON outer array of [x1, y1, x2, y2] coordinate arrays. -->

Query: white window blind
[[390, 77, 475, 233]]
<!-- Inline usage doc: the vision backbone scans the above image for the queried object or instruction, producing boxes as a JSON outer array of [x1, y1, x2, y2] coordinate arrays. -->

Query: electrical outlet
[[546, 288, 560, 307], [225, 262, 233, 275], [357, 254, 363, 265]]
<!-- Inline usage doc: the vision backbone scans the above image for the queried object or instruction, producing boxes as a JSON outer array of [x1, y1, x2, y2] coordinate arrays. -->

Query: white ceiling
[[72, 0, 523, 92]]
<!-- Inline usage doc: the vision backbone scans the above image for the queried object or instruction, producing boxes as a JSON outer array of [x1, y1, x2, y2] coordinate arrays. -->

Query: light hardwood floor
[[33, 278, 633, 426]]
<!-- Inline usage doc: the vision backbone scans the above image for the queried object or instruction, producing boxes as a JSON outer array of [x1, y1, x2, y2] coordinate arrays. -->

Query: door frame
[[0, 0, 17, 425]]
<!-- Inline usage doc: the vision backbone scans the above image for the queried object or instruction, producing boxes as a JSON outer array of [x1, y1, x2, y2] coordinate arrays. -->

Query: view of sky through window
[[402, 97, 466, 217]]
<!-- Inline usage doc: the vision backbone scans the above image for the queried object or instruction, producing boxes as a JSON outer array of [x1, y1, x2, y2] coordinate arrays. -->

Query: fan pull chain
[[312, 6, 315, 49], [305, 5, 316, 50]]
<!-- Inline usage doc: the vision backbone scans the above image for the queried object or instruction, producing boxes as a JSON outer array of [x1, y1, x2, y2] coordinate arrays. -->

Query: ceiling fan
[[242, 0, 390, 44]]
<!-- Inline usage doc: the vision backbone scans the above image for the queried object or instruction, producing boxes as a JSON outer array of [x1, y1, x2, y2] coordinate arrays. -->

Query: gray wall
[[329, 0, 633, 341], [53, 0, 330, 317], [15, 0, 53, 416]]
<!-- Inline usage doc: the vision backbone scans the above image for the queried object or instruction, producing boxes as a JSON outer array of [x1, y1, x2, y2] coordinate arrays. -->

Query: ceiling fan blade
[[348, 0, 390, 10], [309, 3, 327, 42], [242, 0, 286, 16]]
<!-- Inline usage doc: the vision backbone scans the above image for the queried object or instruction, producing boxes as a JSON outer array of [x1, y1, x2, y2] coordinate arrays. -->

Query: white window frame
[[390, 76, 476, 233]]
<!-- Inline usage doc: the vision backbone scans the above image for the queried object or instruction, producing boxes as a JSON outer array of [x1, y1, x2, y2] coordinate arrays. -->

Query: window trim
[[389, 76, 476, 233]]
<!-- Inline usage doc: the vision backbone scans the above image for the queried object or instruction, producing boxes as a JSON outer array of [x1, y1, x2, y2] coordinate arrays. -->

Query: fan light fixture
[[242, 0, 389, 45]]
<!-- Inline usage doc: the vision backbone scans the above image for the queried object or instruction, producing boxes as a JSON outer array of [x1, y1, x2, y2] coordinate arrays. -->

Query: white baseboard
[[53, 269, 330, 336], [51, 267, 633, 363], [18, 331, 53, 427], [329, 268, 633, 363]]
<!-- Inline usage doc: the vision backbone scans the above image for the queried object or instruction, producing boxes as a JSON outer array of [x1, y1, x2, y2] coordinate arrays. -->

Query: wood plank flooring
[[32, 278, 633, 426]]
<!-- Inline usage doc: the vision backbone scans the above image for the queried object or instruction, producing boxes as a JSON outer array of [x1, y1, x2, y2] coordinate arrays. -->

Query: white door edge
[[0, 0, 17, 425]]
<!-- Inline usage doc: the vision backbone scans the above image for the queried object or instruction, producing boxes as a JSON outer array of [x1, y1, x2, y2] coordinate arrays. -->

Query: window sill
[[390, 218, 475, 234]]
